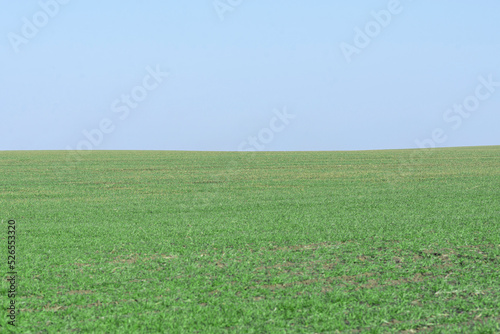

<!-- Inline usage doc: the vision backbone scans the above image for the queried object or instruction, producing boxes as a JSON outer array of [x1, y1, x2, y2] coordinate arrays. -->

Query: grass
[[1, 146, 499, 333]]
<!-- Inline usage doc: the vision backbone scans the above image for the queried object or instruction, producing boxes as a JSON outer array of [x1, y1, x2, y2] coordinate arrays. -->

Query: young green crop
[[1, 146, 499, 332]]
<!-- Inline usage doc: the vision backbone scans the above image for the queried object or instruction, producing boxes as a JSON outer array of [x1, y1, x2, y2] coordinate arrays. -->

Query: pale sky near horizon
[[1, 0, 499, 151]]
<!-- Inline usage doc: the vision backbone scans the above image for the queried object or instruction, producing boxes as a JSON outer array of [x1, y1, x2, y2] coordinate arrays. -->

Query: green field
[[1, 146, 499, 333]]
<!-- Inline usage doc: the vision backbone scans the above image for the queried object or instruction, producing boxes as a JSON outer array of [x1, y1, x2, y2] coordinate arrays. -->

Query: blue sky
[[1, 0, 499, 151]]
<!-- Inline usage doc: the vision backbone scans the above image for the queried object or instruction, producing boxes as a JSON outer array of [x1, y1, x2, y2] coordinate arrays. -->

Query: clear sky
[[1, 0, 499, 151]]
